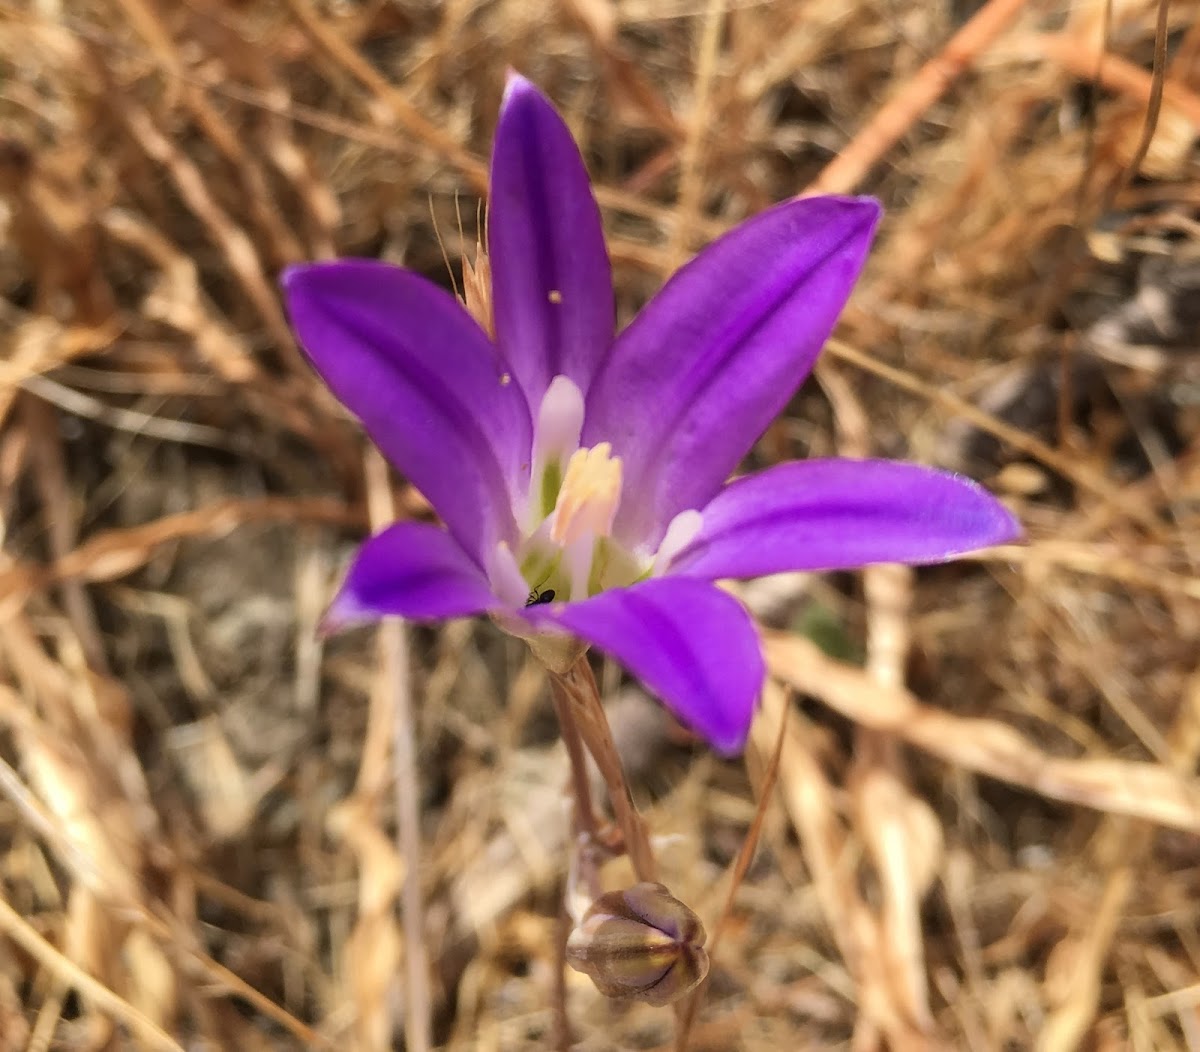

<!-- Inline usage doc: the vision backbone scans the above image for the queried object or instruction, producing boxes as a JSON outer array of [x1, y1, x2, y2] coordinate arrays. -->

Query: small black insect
[[525, 588, 556, 607]]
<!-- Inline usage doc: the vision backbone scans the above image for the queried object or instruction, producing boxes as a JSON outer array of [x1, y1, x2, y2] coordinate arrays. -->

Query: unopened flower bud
[[565, 882, 708, 1006]]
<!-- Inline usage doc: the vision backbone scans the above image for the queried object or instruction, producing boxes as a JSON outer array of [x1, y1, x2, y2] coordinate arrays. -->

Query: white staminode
[[650, 509, 703, 577], [485, 540, 532, 608], [528, 375, 585, 525]]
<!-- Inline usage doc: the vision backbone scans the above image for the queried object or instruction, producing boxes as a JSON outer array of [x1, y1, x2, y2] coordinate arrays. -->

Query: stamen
[[551, 443, 623, 548]]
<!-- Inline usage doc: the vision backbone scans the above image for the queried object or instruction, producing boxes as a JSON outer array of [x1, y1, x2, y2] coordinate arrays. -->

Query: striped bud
[[565, 882, 708, 1006]]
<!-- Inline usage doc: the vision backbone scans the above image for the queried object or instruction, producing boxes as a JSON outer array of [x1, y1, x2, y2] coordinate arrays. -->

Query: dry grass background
[[1, 0, 1199, 1048]]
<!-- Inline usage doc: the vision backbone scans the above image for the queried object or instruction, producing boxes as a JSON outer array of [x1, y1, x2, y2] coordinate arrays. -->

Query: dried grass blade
[[766, 633, 1200, 833], [674, 699, 788, 1051], [0, 892, 184, 1052]]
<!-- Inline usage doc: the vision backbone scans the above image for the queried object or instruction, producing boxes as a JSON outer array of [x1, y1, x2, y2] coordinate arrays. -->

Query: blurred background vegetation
[[1, 0, 1198, 1048]]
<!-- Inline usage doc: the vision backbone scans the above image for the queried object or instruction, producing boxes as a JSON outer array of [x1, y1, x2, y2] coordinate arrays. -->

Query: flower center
[[487, 375, 701, 607]]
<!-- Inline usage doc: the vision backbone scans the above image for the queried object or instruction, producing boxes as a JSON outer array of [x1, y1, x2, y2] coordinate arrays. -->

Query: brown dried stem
[[819, 361, 938, 1041], [765, 633, 1200, 834], [549, 677, 601, 852], [674, 702, 789, 1050], [551, 657, 658, 885], [804, 0, 1031, 195], [667, 0, 725, 267], [1038, 668, 1200, 1051], [0, 892, 184, 1052], [824, 338, 1167, 534]]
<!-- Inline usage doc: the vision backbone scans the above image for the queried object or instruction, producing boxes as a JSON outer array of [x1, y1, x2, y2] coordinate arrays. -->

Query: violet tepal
[[281, 74, 1020, 753]]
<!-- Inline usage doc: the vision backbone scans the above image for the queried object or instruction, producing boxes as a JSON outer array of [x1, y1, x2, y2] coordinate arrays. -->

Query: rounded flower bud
[[565, 882, 709, 1006]]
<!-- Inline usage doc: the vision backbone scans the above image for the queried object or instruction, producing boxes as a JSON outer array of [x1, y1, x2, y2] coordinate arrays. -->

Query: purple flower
[[281, 74, 1019, 753]]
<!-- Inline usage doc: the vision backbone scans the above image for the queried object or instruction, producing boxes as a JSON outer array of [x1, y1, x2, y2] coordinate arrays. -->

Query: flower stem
[[548, 672, 598, 1051], [546, 655, 661, 1046], [552, 901, 572, 1052], [553, 657, 658, 884], [550, 677, 600, 846]]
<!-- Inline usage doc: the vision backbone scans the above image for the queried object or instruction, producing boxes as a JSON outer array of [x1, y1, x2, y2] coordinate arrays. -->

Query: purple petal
[[489, 74, 615, 410], [584, 196, 880, 546], [283, 260, 530, 560], [324, 521, 500, 630], [525, 578, 764, 753], [669, 459, 1021, 580]]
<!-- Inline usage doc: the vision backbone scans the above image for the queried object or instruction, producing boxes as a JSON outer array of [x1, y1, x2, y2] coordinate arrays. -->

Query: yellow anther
[[551, 443, 622, 547]]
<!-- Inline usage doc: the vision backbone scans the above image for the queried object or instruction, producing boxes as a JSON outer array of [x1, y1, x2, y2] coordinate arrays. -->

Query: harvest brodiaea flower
[[282, 74, 1020, 752]]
